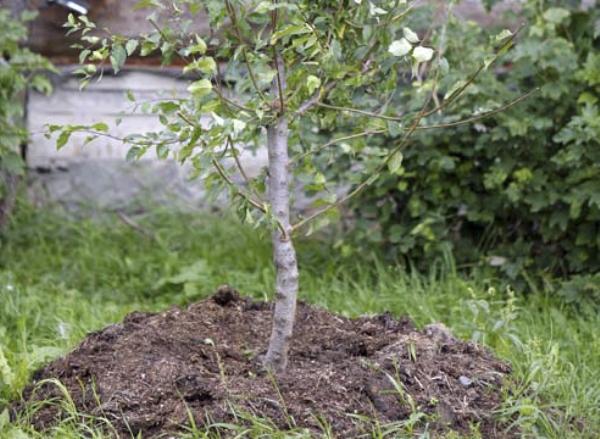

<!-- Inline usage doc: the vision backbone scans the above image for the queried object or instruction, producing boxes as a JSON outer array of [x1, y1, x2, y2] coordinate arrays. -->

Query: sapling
[[51, 0, 530, 372]]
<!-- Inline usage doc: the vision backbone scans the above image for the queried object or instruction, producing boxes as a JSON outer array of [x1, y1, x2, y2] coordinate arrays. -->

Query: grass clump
[[0, 205, 598, 438]]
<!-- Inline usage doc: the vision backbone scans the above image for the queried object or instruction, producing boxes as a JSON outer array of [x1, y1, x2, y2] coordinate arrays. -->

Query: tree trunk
[[263, 53, 299, 373]]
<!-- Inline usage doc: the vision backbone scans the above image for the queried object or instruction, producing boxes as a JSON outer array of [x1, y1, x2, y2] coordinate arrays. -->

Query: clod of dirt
[[14, 286, 513, 437]]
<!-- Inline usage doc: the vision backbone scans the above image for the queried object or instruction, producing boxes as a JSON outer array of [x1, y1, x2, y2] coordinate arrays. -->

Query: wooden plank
[[22, 0, 209, 61]]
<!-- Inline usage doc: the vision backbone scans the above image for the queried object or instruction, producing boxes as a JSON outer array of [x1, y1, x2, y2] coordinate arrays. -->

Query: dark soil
[[15, 287, 513, 437]]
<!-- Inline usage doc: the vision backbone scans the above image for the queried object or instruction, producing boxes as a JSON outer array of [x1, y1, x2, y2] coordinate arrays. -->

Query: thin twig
[[291, 92, 434, 234], [228, 136, 265, 203], [148, 18, 171, 45], [315, 102, 405, 122], [296, 82, 337, 116], [210, 157, 265, 212], [415, 88, 539, 130], [417, 24, 524, 120], [64, 130, 179, 147], [211, 86, 254, 113], [291, 130, 386, 164], [305, 88, 536, 146]]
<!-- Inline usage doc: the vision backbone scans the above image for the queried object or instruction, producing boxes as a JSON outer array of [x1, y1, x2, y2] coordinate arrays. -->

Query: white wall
[[26, 68, 267, 211]]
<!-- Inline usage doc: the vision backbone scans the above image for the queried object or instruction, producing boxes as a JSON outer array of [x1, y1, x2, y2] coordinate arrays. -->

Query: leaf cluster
[[0, 8, 55, 192], [342, 1, 600, 303]]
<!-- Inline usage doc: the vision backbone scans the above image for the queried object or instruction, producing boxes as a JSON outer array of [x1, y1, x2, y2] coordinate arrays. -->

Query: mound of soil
[[16, 287, 512, 437]]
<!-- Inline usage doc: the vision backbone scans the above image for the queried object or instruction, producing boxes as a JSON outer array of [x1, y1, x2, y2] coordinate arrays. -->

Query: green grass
[[0, 205, 598, 438]]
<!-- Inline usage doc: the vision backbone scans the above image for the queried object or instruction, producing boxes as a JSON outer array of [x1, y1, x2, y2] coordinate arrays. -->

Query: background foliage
[[334, 0, 600, 304], [0, 8, 54, 224]]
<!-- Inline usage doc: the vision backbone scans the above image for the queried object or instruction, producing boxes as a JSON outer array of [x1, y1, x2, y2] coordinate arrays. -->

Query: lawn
[[0, 205, 598, 438]]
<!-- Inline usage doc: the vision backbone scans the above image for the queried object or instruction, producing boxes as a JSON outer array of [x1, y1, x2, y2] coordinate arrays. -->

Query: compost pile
[[15, 287, 513, 437]]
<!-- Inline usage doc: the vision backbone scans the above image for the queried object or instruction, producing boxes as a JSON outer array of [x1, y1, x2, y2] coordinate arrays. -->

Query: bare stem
[[415, 88, 538, 130], [228, 136, 265, 203], [263, 40, 299, 373], [291, 129, 386, 164], [315, 102, 405, 122]]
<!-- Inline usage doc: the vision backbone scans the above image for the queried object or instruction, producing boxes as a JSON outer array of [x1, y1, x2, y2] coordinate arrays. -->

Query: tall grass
[[0, 205, 598, 437]]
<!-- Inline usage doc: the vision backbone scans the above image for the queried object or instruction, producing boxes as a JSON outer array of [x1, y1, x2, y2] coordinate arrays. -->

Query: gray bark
[[263, 54, 299, 373]]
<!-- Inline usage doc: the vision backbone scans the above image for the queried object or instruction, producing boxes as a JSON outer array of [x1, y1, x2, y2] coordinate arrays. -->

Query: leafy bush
[[0, 8, 54, 225], [340, 1, 600, 298]]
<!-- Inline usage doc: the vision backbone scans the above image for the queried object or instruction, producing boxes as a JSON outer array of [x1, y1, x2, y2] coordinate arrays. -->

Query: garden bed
[[15, 286, 512, 437]]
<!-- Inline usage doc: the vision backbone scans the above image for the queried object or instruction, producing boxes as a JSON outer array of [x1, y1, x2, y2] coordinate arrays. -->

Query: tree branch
[[415, 88, 539, 130], [291, 129, 386, 165], [291, 92, 434, 234], [296, 81, 337, 116], [315, 102, 405, 122], [227, 136, 265, 203], [210, 156, 267, 213], [176, 111, 286, 233]]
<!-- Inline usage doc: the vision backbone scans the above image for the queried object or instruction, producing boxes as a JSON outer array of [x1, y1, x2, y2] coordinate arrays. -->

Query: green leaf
[[179, 127, 202, 163], [187, 79, 213, 97], [387, 121, 403, 137], [543, 7, 570, 24], [270, 24, 310, 45], [79, 49, 91, 64], [254, 1, 298, 13], [157, 101, 180, 113], [126, 39, 139, 56], [29, 346, 64, 365], [412, 46, 434, 63], [126, 146, 142, 161], [56, 130, 72, 149], [387, 150, 404, 174], [183, 57, 216, 74], [110, 44, 127, 73], [0, 346, 15, 388], [0, 408, 9, 429], [369, 2, 387, 16], [1, 152, 25, 176], [232, 119, 246, 134], [91, 122, 109, 132], [389, 38, 411, 57], [306, 75, 321, 94], [134, 0, 160, 10], [154, 260, 208, 287], [403, 27, 419, 44], [31, 75, 53, 95], [187, 36, 207, 55], [495, 29, 513, 43]]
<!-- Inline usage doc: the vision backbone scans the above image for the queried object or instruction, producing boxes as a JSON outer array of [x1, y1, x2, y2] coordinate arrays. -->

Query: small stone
[[459, 375, 473, 387], [424, 323, 456, 344]]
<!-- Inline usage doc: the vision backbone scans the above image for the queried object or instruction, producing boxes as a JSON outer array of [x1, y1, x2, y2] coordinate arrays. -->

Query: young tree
[[53, 0, 529, 372]]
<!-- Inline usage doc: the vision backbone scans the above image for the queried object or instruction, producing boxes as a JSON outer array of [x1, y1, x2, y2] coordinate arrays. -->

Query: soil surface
[[15, 287, 513, 437]]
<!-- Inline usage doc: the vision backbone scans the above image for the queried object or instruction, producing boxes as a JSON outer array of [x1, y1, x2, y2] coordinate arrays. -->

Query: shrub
[[339, 1, 600, 298], [0, 8, 54, 226]]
